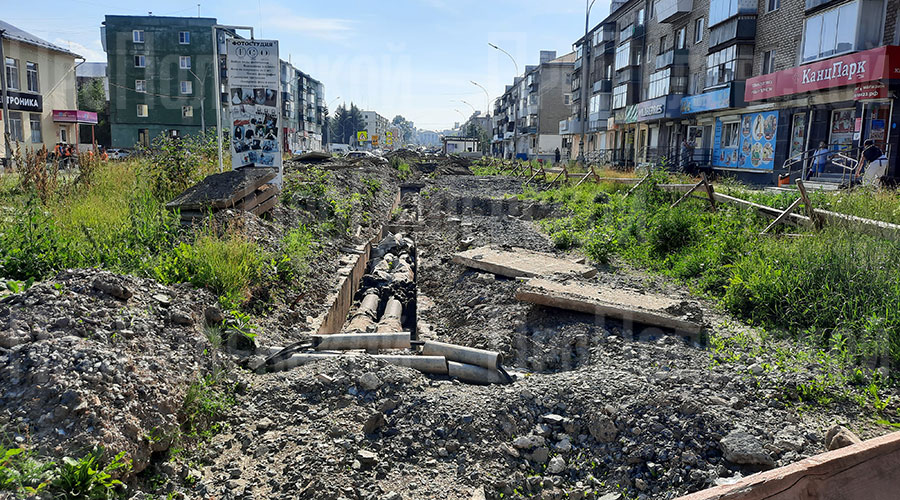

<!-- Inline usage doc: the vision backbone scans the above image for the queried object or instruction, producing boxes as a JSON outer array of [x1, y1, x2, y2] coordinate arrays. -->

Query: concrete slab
[[166, 167, 276, 211], [675, 431, 900, 500], [515, 278, 702, 335], [452, 246, 596, 279]]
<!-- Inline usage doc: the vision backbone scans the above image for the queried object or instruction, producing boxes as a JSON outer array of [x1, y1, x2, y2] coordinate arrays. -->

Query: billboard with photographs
[[225, 38, 282, 182]]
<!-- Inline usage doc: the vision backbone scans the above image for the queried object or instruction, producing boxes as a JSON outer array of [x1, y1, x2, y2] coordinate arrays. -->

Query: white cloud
[[263, 7, 356, 41], [54, 38, 105, 62]]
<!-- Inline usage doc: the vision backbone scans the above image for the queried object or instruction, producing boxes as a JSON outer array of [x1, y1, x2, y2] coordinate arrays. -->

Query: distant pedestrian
[[680, 139, 694, 172], [554, 147, 561, 164], [857, 139, 888, 187]]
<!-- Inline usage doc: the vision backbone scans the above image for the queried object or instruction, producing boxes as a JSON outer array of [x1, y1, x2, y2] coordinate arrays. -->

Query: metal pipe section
[[422, 340, 502, 371], [447, 361, 508, 385], [313, 332, 411, 351], [373, 355, 449, 374], [344, 292, 380, 332]]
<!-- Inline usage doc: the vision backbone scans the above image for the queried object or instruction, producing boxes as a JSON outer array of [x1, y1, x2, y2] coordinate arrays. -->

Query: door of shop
[[859, 100, 893, 154]]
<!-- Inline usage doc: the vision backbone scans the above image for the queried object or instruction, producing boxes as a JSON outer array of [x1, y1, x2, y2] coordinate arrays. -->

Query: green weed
[[52, 448, 130, 500]]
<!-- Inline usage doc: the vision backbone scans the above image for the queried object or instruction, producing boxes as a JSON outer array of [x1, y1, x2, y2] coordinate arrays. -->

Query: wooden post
[[701, 173, 716, 211], [760, 197, 803, 235], [796, 180, 824, 229], [626, 171, 653, 197], [670, 179, 705, 208], [592, 165, 601, 183]]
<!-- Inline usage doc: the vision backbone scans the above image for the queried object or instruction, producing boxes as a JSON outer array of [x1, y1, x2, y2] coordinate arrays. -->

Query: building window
[[676, 27, 687, 49], [25, 62, 38, 92], [615, 41, 632, 70], [134, 55, 145, 68], [767, 0, 780, 11], [179, 56, 191, 69], [722, 121, 740, 148], [29, 114, 42, 143], [133, 30, 144, 43], [135, 80, 146, 93], [709, 0, 755, 26], [564, 94, 571, 105], [180, 81, 192, 94], [59, 126, 67, 144], [182, 105, 193, 118], [659, 36, 667, 53], [179, 31, 190, 44], [5, 58, 19, 90], [612, 84, 628, 109], [648, 68, 672, 99], [637, 8, 645, 25], [137, 104, 148, 117], [801, 1, 859, 63], [706, 44, 754, 88], [138, 128, 149, 147], [763, 50, 777, 73], [695, 18, 705, 42], [8, 112, 24, 142]]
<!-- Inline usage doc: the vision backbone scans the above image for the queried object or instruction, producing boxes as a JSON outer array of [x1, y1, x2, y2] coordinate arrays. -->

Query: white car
[[347, 151, 378, 160], [107, 149, 132, 160]]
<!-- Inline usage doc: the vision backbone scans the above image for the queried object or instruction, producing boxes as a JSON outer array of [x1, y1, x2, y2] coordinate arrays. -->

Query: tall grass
[[523, 173, 900, 363]]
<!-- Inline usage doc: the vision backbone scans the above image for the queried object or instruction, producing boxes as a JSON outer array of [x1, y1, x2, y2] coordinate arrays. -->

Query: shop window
[[801, 1, 859, 62], [695, 18, 705, 43], [829, 108, 855, 147], [29, 114, 41, 143], [8, 112, 24, 142], [5, 58, 19, 90], [762, 50, 777, 74], [722, 121, 740, 148], [133, 30, 144, 43], [26, 62, 38, 92]]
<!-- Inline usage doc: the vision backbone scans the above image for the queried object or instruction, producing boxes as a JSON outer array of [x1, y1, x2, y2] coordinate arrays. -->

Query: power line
[[108, 81, 197, 100]]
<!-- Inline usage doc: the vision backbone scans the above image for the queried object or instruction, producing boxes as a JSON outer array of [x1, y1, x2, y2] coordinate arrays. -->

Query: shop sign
[[636, 95, 683, 122], [226, 38, 282, 176], [52, 110, 98, 124], [854, 81, 888, 100], [5, 91, 42, 113], [745, 45, 900, 101], [681, 87, 731, 114], [713, 111, 779, 170]]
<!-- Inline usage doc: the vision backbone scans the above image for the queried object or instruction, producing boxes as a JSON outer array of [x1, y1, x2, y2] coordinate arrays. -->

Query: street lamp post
[[489, 42, 520, 161], [470, 80, 491, 116], [456, 99, 477, 115], [579, 0, 599, 165], [187, 68, 206, 131]]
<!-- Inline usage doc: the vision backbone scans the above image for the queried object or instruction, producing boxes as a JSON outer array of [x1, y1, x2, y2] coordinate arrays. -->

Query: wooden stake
[[670, 179, 704, 208], [701, 173, 717, 211], [626, 171, 653, 197], [796, 180, 824, 230], [760, 197, 803, 235]]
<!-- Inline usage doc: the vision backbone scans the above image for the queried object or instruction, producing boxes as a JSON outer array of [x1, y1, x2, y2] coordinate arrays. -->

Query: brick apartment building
[[559, 0, 900, 183]]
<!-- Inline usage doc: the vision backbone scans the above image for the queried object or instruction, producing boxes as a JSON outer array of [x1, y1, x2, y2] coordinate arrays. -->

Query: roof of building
[[0, 20, 81, 58]]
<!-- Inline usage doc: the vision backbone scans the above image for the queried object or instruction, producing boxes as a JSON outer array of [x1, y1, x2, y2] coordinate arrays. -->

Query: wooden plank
[[626, 172, 653, 197], [515, 278, 702, 335], [675, 431, 900, 500], [797, 180, 824, 229], [251, 192, 278, 216], [813, 208, 900, 242], [452, 246, 597, 279], [760, 197, 803, 235], [701, 173, 717, 211], [166, 168, 277, 210], [671, 180, 705, 208]]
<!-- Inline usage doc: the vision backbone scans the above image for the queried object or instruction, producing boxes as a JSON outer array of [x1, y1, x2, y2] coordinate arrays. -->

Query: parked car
[[107, 149, 132, 160], [347, 151, 378, 160]]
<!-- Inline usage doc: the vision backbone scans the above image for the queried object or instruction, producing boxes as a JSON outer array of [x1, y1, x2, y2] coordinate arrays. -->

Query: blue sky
[[6, 0, 611, 130]]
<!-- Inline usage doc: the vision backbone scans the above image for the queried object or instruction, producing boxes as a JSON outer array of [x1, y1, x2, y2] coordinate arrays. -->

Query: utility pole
[[187, 67, 205, 131], [489, 43, 519, 160], [0, 29, 12, 168], [579, 0, 598, 165]]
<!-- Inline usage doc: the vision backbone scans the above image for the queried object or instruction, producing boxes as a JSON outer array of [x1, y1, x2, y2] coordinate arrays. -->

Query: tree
[[328, 103, 365, 145], [392, 115, 415, 144], [466, 122, 490, 154], [76, 78, 110, 147]]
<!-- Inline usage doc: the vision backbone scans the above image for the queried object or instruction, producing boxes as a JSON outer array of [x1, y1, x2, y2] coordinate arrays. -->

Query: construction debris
[[452, 245, 597, 279], [515, 278, 703, 335], [166, 167, 280, 223]]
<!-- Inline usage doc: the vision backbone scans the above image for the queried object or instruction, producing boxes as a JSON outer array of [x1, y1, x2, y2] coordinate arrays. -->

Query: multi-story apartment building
[[280, 62, 325, 153], [1, 20, 85, 158], [491, 50, 575, 160], [103, 15, 220, 148], [561, 0, 900, 181], [360, 110, 389, 149]]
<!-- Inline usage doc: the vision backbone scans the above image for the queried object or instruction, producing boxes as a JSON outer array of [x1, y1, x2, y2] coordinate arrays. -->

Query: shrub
[[0, 445, 54, 496], [647, 207, 698, 257], [51, 448, 130, 500]]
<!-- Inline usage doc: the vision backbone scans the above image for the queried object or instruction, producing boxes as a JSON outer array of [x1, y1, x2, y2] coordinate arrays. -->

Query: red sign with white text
[[745, 46, 900, 101]]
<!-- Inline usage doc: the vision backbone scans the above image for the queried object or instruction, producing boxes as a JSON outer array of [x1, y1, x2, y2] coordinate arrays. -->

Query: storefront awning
[[745, 45, 900, 102], [52, 110, 98, 125], [681, 82, 746, 114]]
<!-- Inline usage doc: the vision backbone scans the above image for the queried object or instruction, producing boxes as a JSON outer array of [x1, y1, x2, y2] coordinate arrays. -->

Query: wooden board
[[676, 431, 900, 500], [166, 167, 276, 211], [251, 192, 278, 216], [452, 246, 597, 279], [515, 278, 702, 335]]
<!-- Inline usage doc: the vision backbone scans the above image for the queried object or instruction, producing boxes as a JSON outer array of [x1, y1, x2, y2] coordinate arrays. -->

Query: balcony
[[655, 0, 693, 23], [520, 126, 538, 135], [527, 104, 539, 115], [601, 40, 616, 55], [593, 79, 613, 93], [574, 57, 583, 70], [559, 118, 583, 135], [615, 67, 641, 86], [708, 16, 757, 50], [619, 23, 644, 42], [655, 48, 690, 69]]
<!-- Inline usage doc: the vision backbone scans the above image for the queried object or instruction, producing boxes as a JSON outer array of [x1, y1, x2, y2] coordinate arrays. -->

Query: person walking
[[554, 147, 561, 165], [857, 139, 888, 187], [807, 142, 829, 180], [680, 139, 695, 172]]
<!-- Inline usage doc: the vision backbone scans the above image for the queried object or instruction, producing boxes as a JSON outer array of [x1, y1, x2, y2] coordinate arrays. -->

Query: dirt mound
[[0, 269, 218, 475]]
